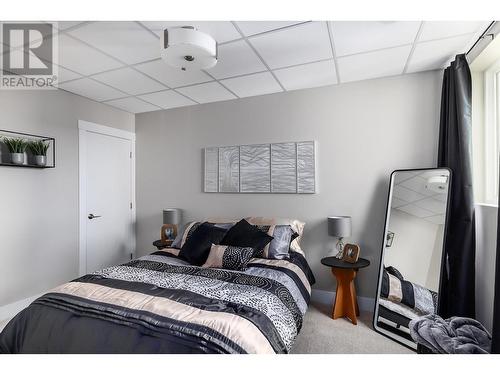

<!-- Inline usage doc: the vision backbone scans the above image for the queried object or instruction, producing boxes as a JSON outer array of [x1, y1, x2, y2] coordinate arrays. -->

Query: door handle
[[88, 214, 102, 220]]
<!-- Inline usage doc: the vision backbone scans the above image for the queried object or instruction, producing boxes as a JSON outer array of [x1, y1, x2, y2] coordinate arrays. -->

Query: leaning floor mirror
[[373, 168, 451, 350]]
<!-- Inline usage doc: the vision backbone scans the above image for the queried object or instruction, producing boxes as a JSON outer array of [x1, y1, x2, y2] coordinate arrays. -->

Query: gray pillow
[[256, 225, 295, 260]]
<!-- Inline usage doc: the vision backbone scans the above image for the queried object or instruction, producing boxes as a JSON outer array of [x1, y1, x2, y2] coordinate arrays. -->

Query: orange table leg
[[351, 279, 360, 316], [331, 268, 359, 325]]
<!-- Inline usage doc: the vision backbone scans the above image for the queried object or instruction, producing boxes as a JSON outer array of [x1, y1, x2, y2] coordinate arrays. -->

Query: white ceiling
[[392, 170, 450, 225], [3, 21, 490, 113]]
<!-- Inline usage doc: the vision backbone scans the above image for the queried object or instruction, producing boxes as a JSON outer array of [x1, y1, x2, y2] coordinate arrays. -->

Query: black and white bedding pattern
[[0, 250, 314, 354], [381, 267, 438, 316]]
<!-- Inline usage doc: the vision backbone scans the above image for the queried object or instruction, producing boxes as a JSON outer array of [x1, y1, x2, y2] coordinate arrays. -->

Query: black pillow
[[220, 219, 273, 257], [179, 222, 227, 266]]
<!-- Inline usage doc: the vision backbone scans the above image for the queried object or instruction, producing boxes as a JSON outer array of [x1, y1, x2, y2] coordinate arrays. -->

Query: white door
[[79, 121, 135, 275]]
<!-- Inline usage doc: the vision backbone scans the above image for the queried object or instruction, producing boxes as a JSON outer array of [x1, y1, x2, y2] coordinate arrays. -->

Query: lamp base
[[334, 238, 345, 259]]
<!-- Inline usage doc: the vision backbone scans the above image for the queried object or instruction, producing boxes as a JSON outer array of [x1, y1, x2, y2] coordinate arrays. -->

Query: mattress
[[0, 250, 314, 354]]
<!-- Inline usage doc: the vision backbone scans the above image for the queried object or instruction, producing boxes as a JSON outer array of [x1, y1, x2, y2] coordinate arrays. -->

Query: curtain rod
[[466, 21, 496, 57]]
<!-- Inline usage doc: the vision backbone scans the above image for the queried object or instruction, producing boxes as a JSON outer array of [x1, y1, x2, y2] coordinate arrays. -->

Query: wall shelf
[[0, 129, 55, 169]]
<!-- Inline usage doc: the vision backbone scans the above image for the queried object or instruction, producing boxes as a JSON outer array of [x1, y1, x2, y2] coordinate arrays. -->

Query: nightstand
[[321, 256, 370, 325], [153, 239, 172, 250]]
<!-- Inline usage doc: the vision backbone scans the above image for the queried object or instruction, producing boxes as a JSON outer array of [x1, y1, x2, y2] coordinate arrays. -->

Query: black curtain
[[437, 54, 476, 319]]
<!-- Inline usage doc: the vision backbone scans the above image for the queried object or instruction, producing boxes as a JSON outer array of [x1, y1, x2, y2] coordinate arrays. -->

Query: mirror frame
[[372, 167, 452, 351]]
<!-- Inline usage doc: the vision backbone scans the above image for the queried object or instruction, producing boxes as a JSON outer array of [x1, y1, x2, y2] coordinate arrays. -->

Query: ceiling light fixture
[[425, 175, 449, 193], [160, 26, 218, 71]]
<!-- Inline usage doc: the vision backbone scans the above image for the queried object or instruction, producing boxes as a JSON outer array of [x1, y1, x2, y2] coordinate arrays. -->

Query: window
[[473, 59, 500, 205]]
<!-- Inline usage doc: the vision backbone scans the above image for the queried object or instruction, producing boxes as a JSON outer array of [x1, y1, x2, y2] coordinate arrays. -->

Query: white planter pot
[[11, 153, 24, 165], [34, 155, 46, 166]]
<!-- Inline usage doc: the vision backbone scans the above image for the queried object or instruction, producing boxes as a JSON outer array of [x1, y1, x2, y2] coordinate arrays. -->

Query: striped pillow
[[202, 245, 254, 271]]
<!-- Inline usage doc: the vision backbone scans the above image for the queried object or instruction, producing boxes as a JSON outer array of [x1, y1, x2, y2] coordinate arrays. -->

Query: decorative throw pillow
[[262, 225, 296, 260], [178, 222, 228, 266], [220, 219, 273, 257], [246, 217, 306, 256], [171, 221, 202, 249], [202, 245, 254, 271]]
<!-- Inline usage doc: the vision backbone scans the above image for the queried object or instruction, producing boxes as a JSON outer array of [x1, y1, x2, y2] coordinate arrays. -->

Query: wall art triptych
[[204, 141, 315, 194]]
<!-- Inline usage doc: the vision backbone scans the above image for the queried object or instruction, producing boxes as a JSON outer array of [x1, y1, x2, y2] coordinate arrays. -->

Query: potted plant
[[2, 137, 27, 165], [28, 140, 50, 166]]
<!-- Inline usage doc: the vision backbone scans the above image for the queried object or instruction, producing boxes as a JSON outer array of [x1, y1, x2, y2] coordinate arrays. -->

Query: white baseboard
[[0, 294, 43, 322], [311, 288, 375, 313]]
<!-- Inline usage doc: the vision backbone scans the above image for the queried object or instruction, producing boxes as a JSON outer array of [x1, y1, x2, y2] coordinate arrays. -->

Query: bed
[[0, 248, 314, 354], [378, 266, 438, 329]]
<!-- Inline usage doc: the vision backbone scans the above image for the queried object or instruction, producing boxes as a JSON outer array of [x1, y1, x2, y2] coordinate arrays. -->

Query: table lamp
[[328, 216, 352, 258], [161, 208, 182, 245]]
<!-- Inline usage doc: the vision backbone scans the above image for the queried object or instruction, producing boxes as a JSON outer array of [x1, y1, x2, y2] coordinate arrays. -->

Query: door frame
[[78, 120, 136, 276]]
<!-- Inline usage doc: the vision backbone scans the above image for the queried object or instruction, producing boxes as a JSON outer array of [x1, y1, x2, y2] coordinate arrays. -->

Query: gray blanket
[[409, 314, 491, 354]]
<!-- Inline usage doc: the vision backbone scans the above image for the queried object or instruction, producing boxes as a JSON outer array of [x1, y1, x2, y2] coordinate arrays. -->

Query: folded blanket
[[409, 314, 492, 354]]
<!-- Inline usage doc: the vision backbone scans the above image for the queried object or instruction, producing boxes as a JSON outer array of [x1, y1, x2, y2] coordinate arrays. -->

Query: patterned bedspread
[[0, 250, 314, 354]]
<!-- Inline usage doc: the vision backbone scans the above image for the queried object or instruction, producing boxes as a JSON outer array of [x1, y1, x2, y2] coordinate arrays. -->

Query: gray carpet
[[0, 303, 413, 354], [291, 303, 413, 354]]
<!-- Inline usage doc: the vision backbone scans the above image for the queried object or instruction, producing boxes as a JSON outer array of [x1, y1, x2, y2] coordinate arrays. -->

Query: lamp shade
[[328, 216, 351, 238], [163, 209, 182, 225]]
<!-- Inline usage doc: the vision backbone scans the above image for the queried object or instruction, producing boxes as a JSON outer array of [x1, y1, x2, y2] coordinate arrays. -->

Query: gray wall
[[135, 71, 442, 299], [0, 89, 134, 306]]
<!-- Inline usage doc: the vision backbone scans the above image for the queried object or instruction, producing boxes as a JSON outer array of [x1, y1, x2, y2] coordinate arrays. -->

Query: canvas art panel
[[218, 146, 240, 192], [205, 141, 315, 194], [240, 144, 271, 193]]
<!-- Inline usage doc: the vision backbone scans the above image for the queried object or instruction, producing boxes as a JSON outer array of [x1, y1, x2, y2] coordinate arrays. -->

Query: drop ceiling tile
[[433, 193, 449, 203], [406, 34, 476, 73], [394, 171, 416, 185], [331, 21, 420, 57], [249, 22, 332, 69], [337, 45, 411, 83], [221, 72, 282, 98], [92, 67, 166, 95], [59, 78, 125, 101], [176, 81, 236, 104], [415, 197, 447, 214], [134, 59, 212, 88], [68, 21, 159, 64], [57, 65, 82, 83], [392, 185, 425, 203], [400, 176, 436, 197], [105, 97, 160, 113], [138, 90, 195, 109], [425, 214, 445, 225], [396, 204, 434, 218], [142, 21, 240, 43], [391, 197, 407, 208], [55, 21, 86, 31], [236, 21, 306, 36], [273, 60, 337, 91], [208, 40, 266, 79], [58, 34, 123, 75], [419, 21, 489, 42]]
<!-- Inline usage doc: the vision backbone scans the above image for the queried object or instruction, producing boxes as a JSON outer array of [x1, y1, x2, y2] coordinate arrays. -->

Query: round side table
[[153, 239, 172, 250], [321, 256, 370, 325]]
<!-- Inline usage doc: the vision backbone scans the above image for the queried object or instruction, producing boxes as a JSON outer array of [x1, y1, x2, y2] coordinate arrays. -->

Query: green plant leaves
[[1, 137, 50, 155], [2, 137, 28, 153], [27, 140, 50, 156]]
